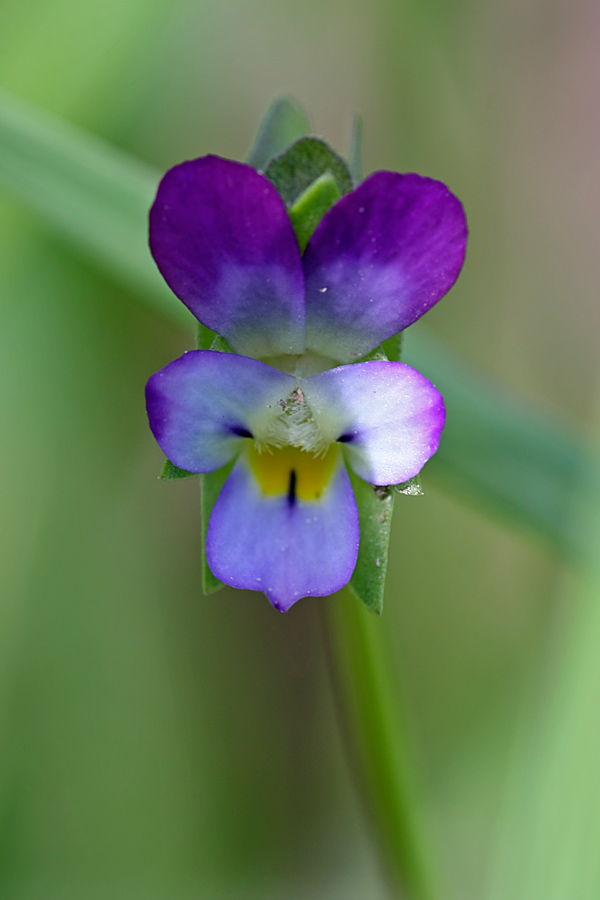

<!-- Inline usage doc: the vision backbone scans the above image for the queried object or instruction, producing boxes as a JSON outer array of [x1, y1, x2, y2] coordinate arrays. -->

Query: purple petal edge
[[303, 171, 467, 362], [146, 351, 295, 474], [303, 360, 446, 485], [150, 156, 306, 359]]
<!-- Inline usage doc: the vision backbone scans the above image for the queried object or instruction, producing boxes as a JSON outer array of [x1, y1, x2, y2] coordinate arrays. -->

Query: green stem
[[322, 589, 435, 900]]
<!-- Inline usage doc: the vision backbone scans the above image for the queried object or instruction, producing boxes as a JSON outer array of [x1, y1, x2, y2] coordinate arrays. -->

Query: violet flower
[[146, 156, 467, 612]]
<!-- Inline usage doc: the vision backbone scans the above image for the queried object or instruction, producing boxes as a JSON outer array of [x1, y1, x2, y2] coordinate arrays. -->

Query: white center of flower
[[256, 386, 330, 456]]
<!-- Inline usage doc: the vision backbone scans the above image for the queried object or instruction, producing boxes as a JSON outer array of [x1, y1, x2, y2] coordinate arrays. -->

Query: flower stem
[[321, 589, 435, 900]]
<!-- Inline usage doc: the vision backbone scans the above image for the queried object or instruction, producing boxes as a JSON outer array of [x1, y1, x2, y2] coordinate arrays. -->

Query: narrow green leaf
[[245, 96, 310, 171], [349, 114, 364, 185], [348, 473, 395, 614], [200, 464, 233, 595], [484, 496, 600, 900], [265, 137, 353, 207], [323, 591, 434, 898], [404, 330, 600, 561], [288, 172, 341, 252], [0, 90, 190, 328], [160, 459, 197, 480]]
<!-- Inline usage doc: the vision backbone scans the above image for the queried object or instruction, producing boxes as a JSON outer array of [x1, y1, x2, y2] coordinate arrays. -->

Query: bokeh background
[[1, 0, 600, 898]]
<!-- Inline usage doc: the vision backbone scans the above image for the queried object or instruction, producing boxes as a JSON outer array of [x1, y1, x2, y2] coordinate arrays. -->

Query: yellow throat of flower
[[247, 444, 339, 502]]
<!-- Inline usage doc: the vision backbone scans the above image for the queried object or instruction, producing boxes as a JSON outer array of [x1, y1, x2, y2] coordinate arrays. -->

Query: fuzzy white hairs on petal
[[256, 387, 330, 456]]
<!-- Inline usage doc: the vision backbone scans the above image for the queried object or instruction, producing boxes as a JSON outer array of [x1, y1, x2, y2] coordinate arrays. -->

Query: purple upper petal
[[207, 451, 359, 612], [303, 172, 467, 362], [303, 361, 446, 485], [146, 351, 295, 473], [150, 156, 305, 359]]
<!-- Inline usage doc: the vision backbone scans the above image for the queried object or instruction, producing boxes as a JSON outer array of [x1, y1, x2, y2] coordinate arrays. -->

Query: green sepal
[[160, 459, 198, 481], [288, 172, 341, 253], [355, 337, 403, 365], [356, 345, 388, 363], [348, 472, 395, 615], [200, 462, 234, 595], [199, 323, 234, 355], [395, 475, 423, 496], [265, 137, 353, 208], [246, 96, 310, 172], [197, 322, 216, 350], [209, 334, 233, 354], [381, 333, 403, 362]]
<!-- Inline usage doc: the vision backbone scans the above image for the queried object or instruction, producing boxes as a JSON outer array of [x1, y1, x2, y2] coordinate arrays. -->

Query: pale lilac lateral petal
[[303, 172, 467, 362], [146, 351, 295, 473], [206, 452, 359, 612], [304, 361, 445, 484], [150, 156, 305, 358]]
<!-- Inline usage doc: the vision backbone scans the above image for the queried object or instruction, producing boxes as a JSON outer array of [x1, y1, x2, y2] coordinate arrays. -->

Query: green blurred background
[[1, 0, 599, 898]]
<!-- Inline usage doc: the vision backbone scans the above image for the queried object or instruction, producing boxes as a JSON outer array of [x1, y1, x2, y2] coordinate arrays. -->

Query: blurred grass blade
[[0, 89, 190, 328], [404, 330, 600, 562], [323, 590, 434, 899], [483, 491, 600, 900], [246, 95, 310, 171], [0, 90, 598, 561], [349, 114, 363, 185]]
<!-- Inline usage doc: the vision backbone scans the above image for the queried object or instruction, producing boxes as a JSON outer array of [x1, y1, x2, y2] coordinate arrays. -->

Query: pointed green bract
[[197, 322, 216, 351], [348, 473, 395, 614], [245, 96, 310, 171], [288, 172, 342, 253], [357, 344, 389, 363], [395, 476, 423, 496], [208, 335, 233, 354], [382, 333, 403, 362], [160, 459, 197, 480], [265, 137, 353, 208]]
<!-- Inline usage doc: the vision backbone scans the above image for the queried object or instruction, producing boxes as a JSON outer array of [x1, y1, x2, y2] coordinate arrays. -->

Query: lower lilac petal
[[206, 452, 359, 612], [303, 171, 467, 362], [150, 156, 306, 358], [145, 351, 295, 473], [304, 361, 446, 485]]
